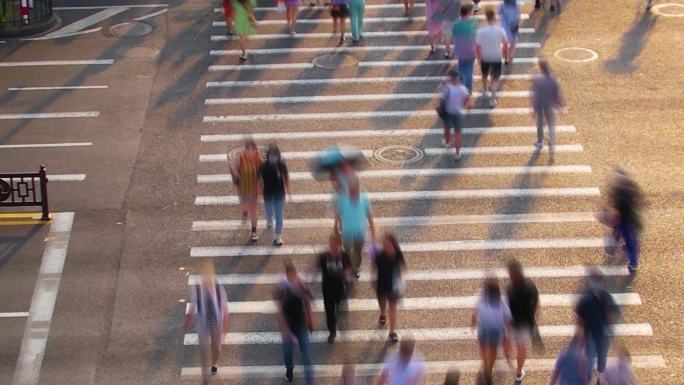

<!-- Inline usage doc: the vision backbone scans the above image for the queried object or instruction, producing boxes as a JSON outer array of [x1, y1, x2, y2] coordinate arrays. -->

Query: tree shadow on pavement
[[603, 12, 657, 74], [0, 224, 43, 270]]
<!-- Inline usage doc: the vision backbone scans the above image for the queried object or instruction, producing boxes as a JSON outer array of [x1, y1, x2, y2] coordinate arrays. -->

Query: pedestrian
[[375, 338, 426, 385], [575, 270, 618, 384], [403, 0, 415, 16], [232, 0, 256, 61], [334, 179, 376, 278], [498, 0, 521, 65], [222, 0, 234, 36], [332, 160, 358, 195], [284, 0, 300, 35], [471, 278, 513, 385], [183, 262, 230, 380], [426, 0, 444, 54], [231, 139, 262, 241], [506, 260, 540, 383], [476, 8, 509, 108], [259, 144, 290, 246], [316, 233, 352, 343], [530, 60, 564, 163], [275, 261, 315, 384], [603, 345, 636, 385], [604, 167, 644, 272], [443, 369, 460, 385], [437, 0, 460, 58], [349, 0, 364, 42], [373, 233, 406, 343], [451, 3, 478, 93], [331, 0, 349, 44], [550, 335, 591, 385], [437, 68, 470, 161]]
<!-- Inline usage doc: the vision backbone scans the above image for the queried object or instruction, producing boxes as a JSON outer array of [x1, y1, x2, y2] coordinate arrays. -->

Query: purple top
[[532, 74, 561, 110]]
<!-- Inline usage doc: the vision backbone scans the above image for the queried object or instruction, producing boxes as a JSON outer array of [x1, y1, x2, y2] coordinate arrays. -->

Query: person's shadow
[[604, 12, 657, 74]]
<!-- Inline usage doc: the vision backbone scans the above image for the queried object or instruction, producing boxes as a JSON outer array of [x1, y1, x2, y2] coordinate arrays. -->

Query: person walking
[[550, 335, 591, 385], [232, 0, 256, 61], [471, 278, 513, 385], [232, 139, 262, 241], [426, 0, 444, 54], [451, 3, 478, 93], [530, 60, 564, 163], [476, 8, 509, 108], [259, 145, 290, 246], [498, 0, 521, 64], [437, 68, 470, 161], [331, 0, 349, 43], [575, 270, 618, 384], [373, 233, 406, 343], [334, 180, 376, 278], [349, 0, 364, 42], [275, 261, 315, 384], [375, 338, 426, 385], [316, 233, 352, 343], [184, 262, 230, 380], [438, 0, 460, 58], [603, 345, 636, 385], [222, 0, 234, 36], [284, 0, 300, 35], [506, 260, 540, 383], [604, 167, 644, 272]]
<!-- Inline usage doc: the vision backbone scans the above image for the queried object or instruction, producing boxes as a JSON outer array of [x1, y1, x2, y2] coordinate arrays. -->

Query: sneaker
[[388, 332, 399, 343], [473, 3, 480, 12], [515, 369, 525, 382], [354, 270, 360, 279], [327, 332, 336, 344], [628, 264, 638, 272], [239, 54, 247, 61], [488, 98, 497, 108], [290, 31, 296, 37], [352, 38, 359, 43], [211, 366, 218, 376], [274, 235, 284, 246], [250, 231, 258, 241], [441, 138, 451, 148], [534, 141, 543, 149], [285, 368, 294, 382], [454, 149, 461, 161]]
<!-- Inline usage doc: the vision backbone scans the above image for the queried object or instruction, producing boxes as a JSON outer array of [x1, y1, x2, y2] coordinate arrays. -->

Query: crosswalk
[[185, 0, 664, 383]]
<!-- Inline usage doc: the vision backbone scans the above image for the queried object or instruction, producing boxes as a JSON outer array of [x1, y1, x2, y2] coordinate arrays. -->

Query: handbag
[[436, 84, 451, 120]]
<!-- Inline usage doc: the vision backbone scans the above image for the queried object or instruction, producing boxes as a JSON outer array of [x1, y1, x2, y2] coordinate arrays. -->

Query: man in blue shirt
[[334, 179, 376, 278]]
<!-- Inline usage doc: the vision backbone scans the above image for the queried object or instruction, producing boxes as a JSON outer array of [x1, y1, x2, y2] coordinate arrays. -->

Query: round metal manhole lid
[[651, 3, 684, 17], [312, 53, 358, 69], [109, 22, 153, 37], [374, 145, 424, 165], [553, 47, 599, 63]]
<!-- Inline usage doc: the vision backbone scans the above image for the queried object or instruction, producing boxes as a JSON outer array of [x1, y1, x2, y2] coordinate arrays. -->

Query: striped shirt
[[237, 153, 262, 198]]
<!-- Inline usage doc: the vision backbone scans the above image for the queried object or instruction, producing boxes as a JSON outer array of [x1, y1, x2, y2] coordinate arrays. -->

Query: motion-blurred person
[[506, 260, 540, 383], [275, 261, 315, 384], [443, 369, 460, 385], [471, 278, 513, 385], [437, 0, 459, 58], [316, 233, 352, 343], [575, 270, 618, 384], [437, 68, 470, 161], [334, 180, 376, 278], [451, 3, 478, 93], [426, 0, 443, 54], [603, 345, 636, 385], [349, 0, 364, 42], [550, 335, 590, 385], [373, 233, 406, 343], [476, 8, 509, 108], [232, 139, 262, 241], [531, 60, 565, 163], [604, 167, 644, 272], [332, 160, 358, 195], [259, 145, 290, 246], [284, 0, 300, 35], [339, 363, 361, 385], [232, 0, 256, 60], [375, 338, 426, 385], [498, 0, 521, 64], [222, 0, 234, 36], [184, 262, 230, 380], [331, 0, 349, 43]]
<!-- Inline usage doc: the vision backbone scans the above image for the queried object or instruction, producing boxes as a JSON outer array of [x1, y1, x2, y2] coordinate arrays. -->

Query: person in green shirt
[[232, 0, 256, 60]]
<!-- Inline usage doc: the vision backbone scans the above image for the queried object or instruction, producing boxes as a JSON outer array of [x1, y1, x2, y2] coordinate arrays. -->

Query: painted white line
[[23, 27, 103, 41], [8, 85, 108, 91], [185, 293, 639, 315], [188, 264, 623, 285], [185, 323, 650, 345], [190, 237, 604, 257], [182, 355, 667, 378], [205, 91, 532, 105], [12, 212, 74, 385], [199, 144, 584, 163], [0, 142, 92, 149], [0, 60, 113, 67], [215, 1, 530, 12], [0, 312, 29, 318], [53, 4, 169, 10], [134, 8, 168, 21], [209, 57, 539, 71], [0, 112, 99, 120], [203, 108, 532, 122], [43, 7, 129, 37], [201, 125, 575, 142], [212, 14, 529, 27], [48, 174, 86, 182], [207, 74, 536, 87], [211, 28, 536, 41], [211, 43, 540, 56], [198, 165, 592, 184]]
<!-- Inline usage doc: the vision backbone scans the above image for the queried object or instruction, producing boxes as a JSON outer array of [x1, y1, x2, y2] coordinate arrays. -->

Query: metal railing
[[0, 0, 53, 30], [0, 165, 50, 220]]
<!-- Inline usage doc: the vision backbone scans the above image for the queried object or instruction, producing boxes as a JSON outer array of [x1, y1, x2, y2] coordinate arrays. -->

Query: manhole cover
[[109, 22, 153, 37], [228, 146, 267, 161], [374, 145, 424, 164], [312, 53, 358, 69], [652, 3, 684, 17], [553, 47, 599, 63]]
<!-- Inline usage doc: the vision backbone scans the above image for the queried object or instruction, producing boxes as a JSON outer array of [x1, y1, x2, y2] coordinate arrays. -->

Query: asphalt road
[[1, 0, 683, 385]]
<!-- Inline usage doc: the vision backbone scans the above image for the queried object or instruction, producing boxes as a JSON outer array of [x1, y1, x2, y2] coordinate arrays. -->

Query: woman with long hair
[[498, 0, 521, 64], [232, 139, 262, 241], [373, 233, 406, 343], [259, 144, 290, 246]]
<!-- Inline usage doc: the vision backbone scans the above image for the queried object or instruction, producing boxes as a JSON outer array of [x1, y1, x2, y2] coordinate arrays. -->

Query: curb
[[0, 13, 61, 39]]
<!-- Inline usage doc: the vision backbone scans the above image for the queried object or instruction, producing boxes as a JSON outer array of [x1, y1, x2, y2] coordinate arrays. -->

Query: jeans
[[323, 287, 345, 334], [535, 106, 556, 148], [586, 331, 610, 375], [349, 0, 365, 40], [264, 195, 285, 235], [283, 324, 314, 385], [343, 235, 365, 272], [457, 58, 475, 93], [618, 221, 639, 268]]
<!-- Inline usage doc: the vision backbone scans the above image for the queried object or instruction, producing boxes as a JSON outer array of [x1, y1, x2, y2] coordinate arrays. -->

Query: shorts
[[331, 4, 349, 17], [513, 326, 532, 344], [437, 107, 463, 132], [480, 60, 502, 80], [478, 326, 503, 347]]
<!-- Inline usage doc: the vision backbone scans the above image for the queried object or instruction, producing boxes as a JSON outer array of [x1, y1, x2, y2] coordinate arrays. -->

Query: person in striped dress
[[232, 139, 262, 241]]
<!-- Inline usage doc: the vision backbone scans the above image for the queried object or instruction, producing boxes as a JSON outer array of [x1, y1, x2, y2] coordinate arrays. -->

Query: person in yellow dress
[[232, 0, 256, 60]]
